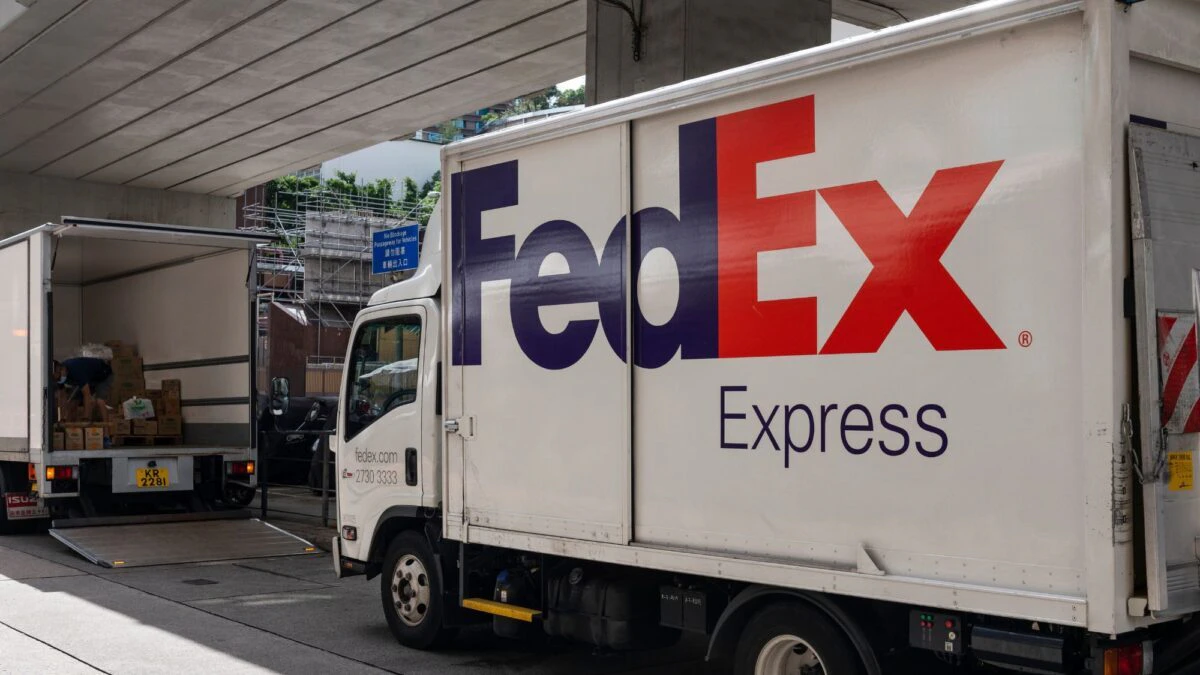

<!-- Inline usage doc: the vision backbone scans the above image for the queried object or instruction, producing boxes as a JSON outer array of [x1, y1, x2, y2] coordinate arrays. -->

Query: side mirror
[[270, 377, 290, 416]]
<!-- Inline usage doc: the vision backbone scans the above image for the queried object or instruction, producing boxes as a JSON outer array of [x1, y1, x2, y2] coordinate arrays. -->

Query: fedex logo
[[452, 96, 1005, 370]]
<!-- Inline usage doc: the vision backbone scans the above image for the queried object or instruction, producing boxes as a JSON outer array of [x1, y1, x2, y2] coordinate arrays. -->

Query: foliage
[[556, 85, 585, 106], [480, 83, 585, 127], [436, 121, 461, 143], [262, 168, 440, 228], [263, 174, 320, 211]]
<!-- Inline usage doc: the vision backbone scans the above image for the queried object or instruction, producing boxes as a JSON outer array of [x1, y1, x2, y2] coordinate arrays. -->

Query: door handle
[[405, 448, 418, 486], [444, 416, 476, 440]]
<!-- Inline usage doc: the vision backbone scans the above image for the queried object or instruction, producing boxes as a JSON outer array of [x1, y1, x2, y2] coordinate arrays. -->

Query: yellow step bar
[[461, 597, 541, 622]]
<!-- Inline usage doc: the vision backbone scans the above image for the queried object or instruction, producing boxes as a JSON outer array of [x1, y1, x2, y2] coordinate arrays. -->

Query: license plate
[[135, 467, 170, 488]]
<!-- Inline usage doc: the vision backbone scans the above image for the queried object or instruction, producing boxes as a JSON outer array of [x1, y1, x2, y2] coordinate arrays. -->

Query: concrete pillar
[[586, 0, 832, 105], [0, 171, 235, 237]]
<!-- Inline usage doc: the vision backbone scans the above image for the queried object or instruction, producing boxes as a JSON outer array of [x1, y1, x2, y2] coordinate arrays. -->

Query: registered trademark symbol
[[1018, 331, 1033, 348]]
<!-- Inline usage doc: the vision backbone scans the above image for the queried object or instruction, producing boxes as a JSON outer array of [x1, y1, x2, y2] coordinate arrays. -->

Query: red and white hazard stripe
[[1157, 313, 1200, 434]]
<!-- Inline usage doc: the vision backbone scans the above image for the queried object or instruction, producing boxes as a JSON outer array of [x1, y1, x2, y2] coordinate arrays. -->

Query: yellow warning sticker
[[1168, 452, 1195, 492]]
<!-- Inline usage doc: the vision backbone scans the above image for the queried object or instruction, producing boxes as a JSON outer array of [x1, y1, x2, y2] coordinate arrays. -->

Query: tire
[[222, 483, 256, 508], [381, 530, 455, 649], [733, 602, 866, 675]]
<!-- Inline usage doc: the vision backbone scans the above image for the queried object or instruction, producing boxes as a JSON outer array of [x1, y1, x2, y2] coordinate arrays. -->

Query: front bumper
[[333, 536, 368, 578]]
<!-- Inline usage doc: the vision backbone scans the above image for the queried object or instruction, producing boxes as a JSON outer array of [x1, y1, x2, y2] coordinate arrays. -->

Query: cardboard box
[[161, 399, 182, 416], [132, 420, 158, 436], [112, 419, 131, 436], [111, 355, 143, 377], [58, 399, 82, 423], [161, 379, 181, 396], [157, 415, 182, 436], [52, 431, 65, 451], [113, 381, 145, 402], [104, 341, 138, 357], [65, 428, 84, 451], [84, 427, 104, 450]]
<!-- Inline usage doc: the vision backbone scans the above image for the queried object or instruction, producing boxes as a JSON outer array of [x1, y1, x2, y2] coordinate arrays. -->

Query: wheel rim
[[390, 554, 431, 627], [755, 634, 825, 675]]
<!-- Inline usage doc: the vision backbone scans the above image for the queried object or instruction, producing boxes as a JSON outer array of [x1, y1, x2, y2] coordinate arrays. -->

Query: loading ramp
[[49, 511, 317, 568]]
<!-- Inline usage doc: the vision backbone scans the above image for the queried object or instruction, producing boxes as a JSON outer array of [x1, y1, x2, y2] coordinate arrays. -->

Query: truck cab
[[334, 212, 444, 578]]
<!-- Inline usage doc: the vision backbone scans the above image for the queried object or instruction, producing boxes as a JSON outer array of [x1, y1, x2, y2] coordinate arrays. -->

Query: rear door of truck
[[0, 227, 49, 490], [1129, 123, 1200, 614]]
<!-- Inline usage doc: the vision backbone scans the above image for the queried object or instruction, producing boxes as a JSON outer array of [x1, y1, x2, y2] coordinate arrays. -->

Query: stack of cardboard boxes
[[118, 379, 183, 444], [108, 341, 143, 403], [51, 341, 185, 449], [53, 423, 106, 451]]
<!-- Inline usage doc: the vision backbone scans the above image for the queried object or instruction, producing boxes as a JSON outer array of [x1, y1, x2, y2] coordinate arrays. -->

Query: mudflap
[[4, 493, 49, 521]]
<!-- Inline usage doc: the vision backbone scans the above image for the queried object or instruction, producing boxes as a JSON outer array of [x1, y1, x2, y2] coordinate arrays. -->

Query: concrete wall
[[586, 0, 832, 104], [0, 171, 234, 237]]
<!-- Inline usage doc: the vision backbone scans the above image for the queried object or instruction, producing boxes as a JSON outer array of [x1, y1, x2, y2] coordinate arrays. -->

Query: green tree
[[264, 173, 319, 210], [436, 121, 460, 143], [391, 170, 440, 226], [556, 85, 585, 106], [362, 177, 395, 214]]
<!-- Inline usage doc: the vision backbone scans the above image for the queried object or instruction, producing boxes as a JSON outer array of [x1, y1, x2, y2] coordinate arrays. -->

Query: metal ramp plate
[[49, 518, 318, 568]]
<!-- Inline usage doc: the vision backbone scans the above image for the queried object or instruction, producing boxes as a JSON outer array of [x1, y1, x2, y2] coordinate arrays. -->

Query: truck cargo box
[[429, 0, 1200, 635], [0, 218, 272, 519]]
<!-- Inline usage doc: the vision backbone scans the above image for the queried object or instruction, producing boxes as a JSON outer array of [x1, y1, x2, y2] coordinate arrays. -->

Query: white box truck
[[334, 1, 1200, 672], [0, 217, 314, 567]]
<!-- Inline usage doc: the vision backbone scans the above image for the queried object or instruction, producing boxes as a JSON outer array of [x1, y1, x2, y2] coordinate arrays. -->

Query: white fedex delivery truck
[[334, 1, 1200, 672]]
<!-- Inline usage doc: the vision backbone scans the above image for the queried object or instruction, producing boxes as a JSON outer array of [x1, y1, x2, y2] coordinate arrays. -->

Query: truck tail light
[[27, 463, 36, 481], [45, 466, 74, 480], [229, 461, 255, 476], [1103, 643, 1146, 675]]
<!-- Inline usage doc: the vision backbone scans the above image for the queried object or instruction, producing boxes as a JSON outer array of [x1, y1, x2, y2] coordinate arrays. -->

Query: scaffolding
[[241, 189, 434, 395]]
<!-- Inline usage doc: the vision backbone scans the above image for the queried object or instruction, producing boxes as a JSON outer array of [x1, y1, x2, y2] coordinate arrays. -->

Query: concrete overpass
[[0, 0, 974, 230]]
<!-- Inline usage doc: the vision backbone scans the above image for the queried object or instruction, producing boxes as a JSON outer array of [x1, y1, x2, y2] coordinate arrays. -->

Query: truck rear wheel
[[381, 531, 454, 649], [734, 602, 865, 675], [222, 483, 256, 507]]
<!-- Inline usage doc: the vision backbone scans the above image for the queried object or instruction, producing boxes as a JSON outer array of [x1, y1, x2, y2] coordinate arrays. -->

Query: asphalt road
[[0, 524, 703, 675]]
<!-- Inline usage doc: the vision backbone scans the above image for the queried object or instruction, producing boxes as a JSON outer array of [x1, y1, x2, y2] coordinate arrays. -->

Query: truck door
[[1130, 123, 1200, 614], [446, 125, 631, 545], [0, 228, 47, 502], [339, 305, 430, 544]]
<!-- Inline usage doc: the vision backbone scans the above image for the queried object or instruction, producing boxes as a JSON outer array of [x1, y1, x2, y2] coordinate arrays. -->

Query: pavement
[[0, 521, 705, 675]]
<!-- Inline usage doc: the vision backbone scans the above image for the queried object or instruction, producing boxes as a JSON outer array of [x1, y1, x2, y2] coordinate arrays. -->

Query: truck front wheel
[[381, 531, 454, 649], [734, 602, 866, 675]]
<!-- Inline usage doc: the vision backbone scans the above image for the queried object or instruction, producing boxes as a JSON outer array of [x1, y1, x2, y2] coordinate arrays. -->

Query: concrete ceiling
[[0, 0, 974, 198]]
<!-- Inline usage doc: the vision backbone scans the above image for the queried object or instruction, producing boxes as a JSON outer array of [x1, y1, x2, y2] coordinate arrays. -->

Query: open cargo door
[[0, 232, 33, 458], [0, 228, 49, 526], [1130, 123, 1200, 614]]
